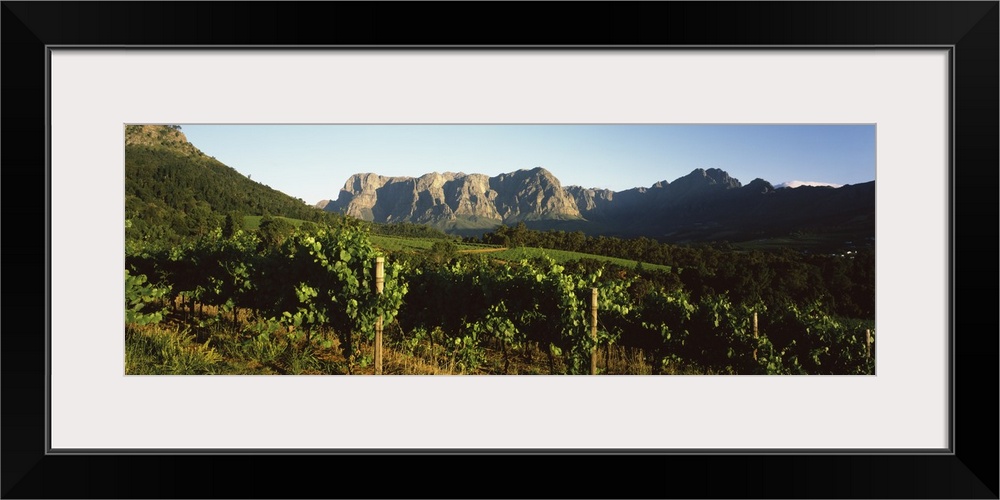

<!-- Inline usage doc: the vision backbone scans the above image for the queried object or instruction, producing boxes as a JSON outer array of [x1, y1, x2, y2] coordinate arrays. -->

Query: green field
[[370, 234, 437, 251], [369, 235, 492, 252], [482, 246, 672, 272], [371, 235, 671, 271], [238, 218, 670, 271]]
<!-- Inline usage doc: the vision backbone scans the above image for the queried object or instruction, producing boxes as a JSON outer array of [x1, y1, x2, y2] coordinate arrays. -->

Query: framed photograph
[[4, 2, 996, 498]]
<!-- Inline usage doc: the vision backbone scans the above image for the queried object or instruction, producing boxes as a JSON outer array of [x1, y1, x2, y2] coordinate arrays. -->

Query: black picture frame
[[3, 2, 997, 498]]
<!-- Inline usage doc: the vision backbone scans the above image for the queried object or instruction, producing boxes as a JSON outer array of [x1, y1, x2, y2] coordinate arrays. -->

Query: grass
[[124, 307, 678, 375], [370, 235, 500, 253], [488, 246, 672, 272], [370, 235, 436, 251], [125, 324, 225, 375]]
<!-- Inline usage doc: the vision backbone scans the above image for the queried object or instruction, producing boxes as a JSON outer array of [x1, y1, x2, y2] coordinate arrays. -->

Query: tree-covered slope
[[125, 125, 339, 244]]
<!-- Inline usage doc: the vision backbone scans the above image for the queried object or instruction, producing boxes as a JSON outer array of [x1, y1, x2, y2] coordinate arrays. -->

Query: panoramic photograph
[[124, 124, 876, 375]]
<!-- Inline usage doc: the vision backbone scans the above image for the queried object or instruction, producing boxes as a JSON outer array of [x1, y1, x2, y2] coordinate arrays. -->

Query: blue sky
[[179, 124, 875, 205]]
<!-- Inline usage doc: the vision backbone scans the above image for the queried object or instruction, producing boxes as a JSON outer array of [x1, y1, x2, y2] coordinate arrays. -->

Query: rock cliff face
[[124, 125, 203, 157], [488, 168, 580, 221], [564, 185, 615, 218], [325, 167, 582, 228], [323, 166, 873, 242]]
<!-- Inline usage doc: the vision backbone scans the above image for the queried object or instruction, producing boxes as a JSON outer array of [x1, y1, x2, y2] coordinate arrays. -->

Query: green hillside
[[242, 215, 308, 230], [124, 125, 340, 245]]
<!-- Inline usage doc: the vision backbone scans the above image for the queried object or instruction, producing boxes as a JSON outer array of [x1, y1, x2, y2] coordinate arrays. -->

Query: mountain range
[[320, 167, 875, 242], [124, 124, 874, 246]]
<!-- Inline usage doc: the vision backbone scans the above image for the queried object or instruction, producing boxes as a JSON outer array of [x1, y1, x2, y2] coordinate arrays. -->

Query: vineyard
[[125, 219, 875, 375]]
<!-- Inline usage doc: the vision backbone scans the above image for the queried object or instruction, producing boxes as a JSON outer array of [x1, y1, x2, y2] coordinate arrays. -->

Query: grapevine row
[[126, 222, 874, 375]]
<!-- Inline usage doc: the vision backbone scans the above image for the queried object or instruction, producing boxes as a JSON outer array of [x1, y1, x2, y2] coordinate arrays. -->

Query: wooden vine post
[[375, 257, 384, 375], [591, 288, 598, 375], [752, 311, 759, 361], [865, 329, 872, 359]]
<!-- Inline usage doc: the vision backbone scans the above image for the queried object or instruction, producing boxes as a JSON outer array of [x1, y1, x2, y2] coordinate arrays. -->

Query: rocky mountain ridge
[[125, 124, 204, 157], [322, 166, 875, 241], [325, 166, 765, 224], [324, 167, 584, 230]]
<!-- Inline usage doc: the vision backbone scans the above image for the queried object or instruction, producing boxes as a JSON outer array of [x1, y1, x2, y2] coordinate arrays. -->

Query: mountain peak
[[124, 125, 203, 157], [704, 168, 740, 187], [744, 178, 775, 193], [674, 167, 742, 190], [510, 166, 556, 178]]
